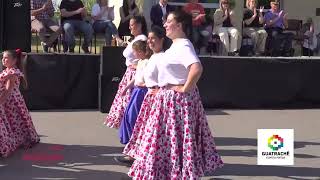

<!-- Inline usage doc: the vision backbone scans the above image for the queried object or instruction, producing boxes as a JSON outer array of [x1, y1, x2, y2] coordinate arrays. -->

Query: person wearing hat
[[264, 0, 294, 56]]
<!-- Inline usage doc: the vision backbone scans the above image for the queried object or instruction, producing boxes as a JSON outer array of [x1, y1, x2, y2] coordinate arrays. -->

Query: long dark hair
[[169, 9, 193, 41], [149, 25, 170, 51], [130, 15, 148, 37], [4, 49, 28, 89], [150, 25, 166, 40], [122, 0, 137, 16]]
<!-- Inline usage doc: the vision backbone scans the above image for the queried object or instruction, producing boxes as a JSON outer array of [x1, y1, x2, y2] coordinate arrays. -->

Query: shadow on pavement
[[210, 137, 320, 179], [1, 138, 319, 180], [210, 163, 320, 179], [205, 109, 230, 115], [215, 137, 320, 151], [0, 143, 130, 180]]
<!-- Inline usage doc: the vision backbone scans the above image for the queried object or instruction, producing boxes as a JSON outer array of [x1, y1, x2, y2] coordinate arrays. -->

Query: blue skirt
[[119, 86, 148, 144]]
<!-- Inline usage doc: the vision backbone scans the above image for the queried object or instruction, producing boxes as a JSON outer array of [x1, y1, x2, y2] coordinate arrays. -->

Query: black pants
[[266, 28, 294, 56], [302, 47, 314, 56]]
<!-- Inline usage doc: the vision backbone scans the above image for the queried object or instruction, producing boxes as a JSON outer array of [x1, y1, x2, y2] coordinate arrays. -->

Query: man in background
[[31, 0, 61, 52], [150, 0, 175, 28], [60, 0, 93, 53]]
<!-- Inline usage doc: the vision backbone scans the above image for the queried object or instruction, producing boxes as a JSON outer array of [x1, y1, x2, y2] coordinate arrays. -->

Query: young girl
[[123, 26, 166, 160], [0, 49, 40, 157], [119, 40, 152, 144], [104, 15, 147, 129], [114, 40, 152, 164]]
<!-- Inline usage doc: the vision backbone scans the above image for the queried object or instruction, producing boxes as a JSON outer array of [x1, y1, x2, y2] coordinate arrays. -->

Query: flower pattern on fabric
[[128, 88, 223, 180], [0, 68, 40, 157], [104, 68, 136, 128], [123, 92, 155, 158]]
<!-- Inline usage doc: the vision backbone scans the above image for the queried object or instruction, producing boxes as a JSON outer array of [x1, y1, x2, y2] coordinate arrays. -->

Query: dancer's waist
[[161, 84, 184, 90]]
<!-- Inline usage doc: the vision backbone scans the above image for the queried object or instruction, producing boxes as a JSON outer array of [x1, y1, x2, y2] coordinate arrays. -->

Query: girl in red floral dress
[[0, 49, 40, 157], [128, 10, 223, 179]]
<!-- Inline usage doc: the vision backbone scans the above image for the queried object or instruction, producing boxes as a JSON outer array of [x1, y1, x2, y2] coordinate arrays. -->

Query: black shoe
[[114, 156, 134, 166], [52, 45, 57, 52], [41, 42, 49, 53], [81, 45, 90, 54], [228, 52, 235, 56], [68, 48, 74, 53]]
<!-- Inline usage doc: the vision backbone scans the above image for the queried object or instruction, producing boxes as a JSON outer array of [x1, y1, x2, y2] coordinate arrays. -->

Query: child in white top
[[119, 40, 152, 144], [122, 26, 167, 162], [104, 15, 148, 128], [123, 34, 148, 67]]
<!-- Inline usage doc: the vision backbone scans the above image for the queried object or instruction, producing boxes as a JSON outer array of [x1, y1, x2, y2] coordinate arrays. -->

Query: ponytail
[[4, 49, 28, 89]]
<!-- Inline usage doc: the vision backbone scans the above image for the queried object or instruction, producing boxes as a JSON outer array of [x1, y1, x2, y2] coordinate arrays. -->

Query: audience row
[[30, 0, 318, 56]]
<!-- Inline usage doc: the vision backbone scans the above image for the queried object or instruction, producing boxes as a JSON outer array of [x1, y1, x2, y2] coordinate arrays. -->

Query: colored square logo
[[258, 129, 294, 165]]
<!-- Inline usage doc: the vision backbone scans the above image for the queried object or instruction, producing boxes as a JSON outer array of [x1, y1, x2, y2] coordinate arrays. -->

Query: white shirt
[[303, 31, 317, 50], [144, 52, 163, 87], [159, 3, 167, 21], [91, 4, 114, 22], [123, 34, 148, 67], [134, 59, 148, 86], [157, 38, 200, 87]]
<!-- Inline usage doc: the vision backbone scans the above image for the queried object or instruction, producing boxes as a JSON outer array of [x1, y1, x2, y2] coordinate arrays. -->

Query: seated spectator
[[264, 0, 294, 56], [214, 0, 240, 56], [31, 0, 61, 53], [206, 28, 227, 56], [183, 0, 206, 54], [301, 17, 317, 56], [60, 0, 93, 53], [150, 0, 175, 28], [118, 0, 140, 37], [91, 0, 123, 46], [243, 0, 267, 56]]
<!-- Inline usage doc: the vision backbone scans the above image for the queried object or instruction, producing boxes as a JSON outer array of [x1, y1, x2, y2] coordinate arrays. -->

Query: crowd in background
[[31, 0, 319, 56]]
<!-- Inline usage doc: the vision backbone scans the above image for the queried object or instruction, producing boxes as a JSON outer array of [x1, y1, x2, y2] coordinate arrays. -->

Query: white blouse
[[123, 34, 148, 67], [157, 38, 200, 87], [91, 4, 114, 22], [144, 52, 163, 88], [134, 59, 148, 86]]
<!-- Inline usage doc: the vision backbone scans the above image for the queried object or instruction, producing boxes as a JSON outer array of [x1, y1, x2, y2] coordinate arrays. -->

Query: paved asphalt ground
[[0, 109, 320, 180]]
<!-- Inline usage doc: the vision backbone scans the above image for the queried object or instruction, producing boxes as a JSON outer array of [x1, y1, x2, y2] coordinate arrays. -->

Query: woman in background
[[302, 17, 317, 56], [214, 0, 240, 56], [243, 0, 267, 56], [118, 0, 140, 37], [91, 0, 124, 46]]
